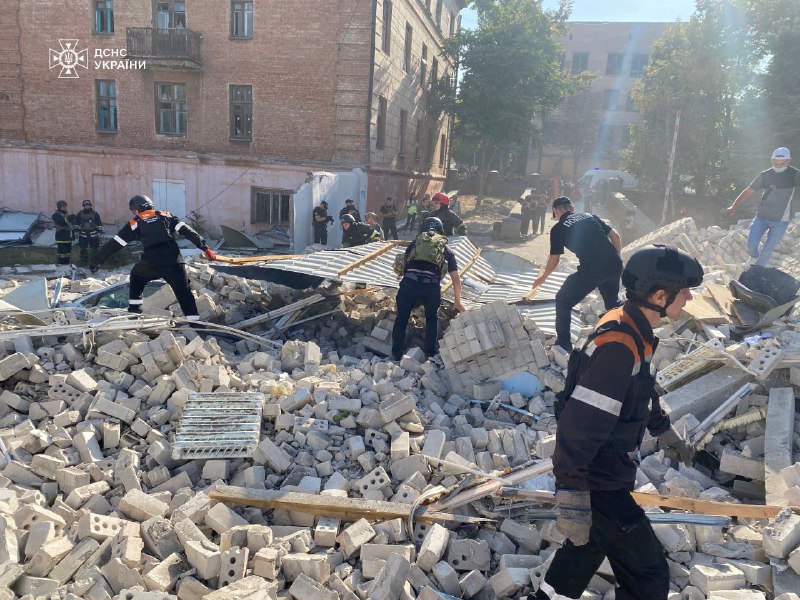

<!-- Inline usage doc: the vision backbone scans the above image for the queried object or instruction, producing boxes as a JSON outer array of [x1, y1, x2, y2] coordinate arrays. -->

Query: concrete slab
[[663, 367, 752, 423], [764, 388, 796, 506]]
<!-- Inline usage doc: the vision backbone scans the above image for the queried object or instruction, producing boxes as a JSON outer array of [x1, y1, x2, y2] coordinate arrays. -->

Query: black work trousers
[[78, 232, 100, 264], [404, 213, 417, 232], [128, 261, 199, 318], [383, 218, 398, 240], [55, 234, 72, 265], [537, 489, 669, 600], [391, 275, 441, 357], [534, 210, 547, 234], [313, 224, 328, 245], [520, 214, 532, 236], [555, 259, 622, 350]]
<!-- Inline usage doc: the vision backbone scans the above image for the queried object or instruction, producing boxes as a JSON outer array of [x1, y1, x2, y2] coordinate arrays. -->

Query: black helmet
[[340, 214, 355, 225], [422, 216, 444, 234], [129, 195, 155, 212], [82, 199, 92, 208], [56, 200, 67, 210], [320, 200, 328, 207], [623, 244, 704, 314]]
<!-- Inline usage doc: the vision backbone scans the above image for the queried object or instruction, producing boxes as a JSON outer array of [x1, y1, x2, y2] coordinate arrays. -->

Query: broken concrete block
[[763, 509, 800, 558], [688, 563, 746, 595]]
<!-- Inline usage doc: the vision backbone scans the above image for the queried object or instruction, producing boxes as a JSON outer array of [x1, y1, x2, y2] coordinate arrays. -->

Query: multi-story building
[[533, 21, 667, 180], [0, 0, 463, 248]]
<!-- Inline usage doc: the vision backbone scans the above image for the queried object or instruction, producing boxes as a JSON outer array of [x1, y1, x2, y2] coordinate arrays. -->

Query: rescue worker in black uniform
[[531, 244, 702, 600], [90, 195, 216, 320], [340, 214, 380, 248], [391, 217, 465, 361], [339, 198, 362, 223], [73, 199, 103, 266], [529, 196, 622, 351], [52, 200, 74, 265], [312, 200, 333, 245], [429, 192, 466, 236]]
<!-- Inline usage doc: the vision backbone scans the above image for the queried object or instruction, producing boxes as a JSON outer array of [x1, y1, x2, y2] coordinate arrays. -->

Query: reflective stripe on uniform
[[128, 299, 144, 305], [571, 384, 623, 416], [175, 221, 187, 233], [113, 235, 127, 246]]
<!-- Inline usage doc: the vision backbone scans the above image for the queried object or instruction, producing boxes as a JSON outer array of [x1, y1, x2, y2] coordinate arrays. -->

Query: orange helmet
[[432, 192, 449, 206]]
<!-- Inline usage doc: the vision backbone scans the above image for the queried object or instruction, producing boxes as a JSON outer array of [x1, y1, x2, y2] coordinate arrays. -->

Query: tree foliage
[[439, 0, 572, 202]]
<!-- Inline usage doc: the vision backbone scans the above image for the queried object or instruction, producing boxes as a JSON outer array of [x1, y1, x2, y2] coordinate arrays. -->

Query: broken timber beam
[[215, 254, 303, 264], [442, 248, 481, 293], [337, 241, 406, 276], [234, 294, 325, 330], [208, 486, 489, 525]]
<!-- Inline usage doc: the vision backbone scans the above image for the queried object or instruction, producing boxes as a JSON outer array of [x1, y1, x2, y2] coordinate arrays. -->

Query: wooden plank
[[339, 287, 381, 297], [682, 293, 727, 324], [208, 486, 489, 525], [630, 492, 800, 519], [337, 241, 405, 276], [442, 248, 482, 293], [706, 283, 735, 316], [428, 459, 553, 512], [234, 294, 325, 329], [215, 254, 302, 264]]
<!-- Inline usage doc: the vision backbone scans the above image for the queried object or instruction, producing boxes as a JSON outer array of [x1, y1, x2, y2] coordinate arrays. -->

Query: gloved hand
[[203, 248, 217, 261], [89, 263, 100, 274], [327, 216, 334, 224], [657, 425, 694, 464], [555, 489, 592, 546]]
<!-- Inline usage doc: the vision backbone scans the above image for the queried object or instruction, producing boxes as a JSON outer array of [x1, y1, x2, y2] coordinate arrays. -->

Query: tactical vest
[[555, 308, 656, 453], [132, 210, 175, 249]]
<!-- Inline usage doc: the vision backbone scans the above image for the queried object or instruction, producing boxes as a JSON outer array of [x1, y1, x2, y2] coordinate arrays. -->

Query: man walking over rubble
[[391, 216, 465, 361], [312, 200, 333, 245], [531, 244, 703, 600], [90, 195, 217, 320], [725, 147, 799, 267], [52, 200, 74, 265], [529, 196, 622, 351], [73, 199, 103, 266], [340, 213, 381, 248]]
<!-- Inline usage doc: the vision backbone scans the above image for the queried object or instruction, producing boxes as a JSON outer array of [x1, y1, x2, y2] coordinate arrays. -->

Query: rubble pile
[[0, 218, 800, 599]]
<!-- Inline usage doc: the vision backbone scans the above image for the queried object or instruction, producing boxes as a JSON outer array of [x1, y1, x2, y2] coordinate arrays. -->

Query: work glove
[[657, 425, 694, 464], [554, 489, 592, 546], [203, 248, 217, 261], [89, 263, 100, 274]]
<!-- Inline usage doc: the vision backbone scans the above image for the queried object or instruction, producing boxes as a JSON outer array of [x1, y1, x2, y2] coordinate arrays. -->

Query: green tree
[[438, 0, 572, 205]]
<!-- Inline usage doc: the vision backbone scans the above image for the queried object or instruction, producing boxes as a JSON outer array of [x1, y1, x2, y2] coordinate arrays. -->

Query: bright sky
[[460, 0, 697, 29]]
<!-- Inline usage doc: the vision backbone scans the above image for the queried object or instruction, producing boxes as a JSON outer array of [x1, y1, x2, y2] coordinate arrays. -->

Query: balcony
[[126, 27, 202, 70]]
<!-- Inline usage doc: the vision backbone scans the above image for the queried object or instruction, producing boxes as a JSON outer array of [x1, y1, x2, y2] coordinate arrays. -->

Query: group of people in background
[[52, 199, 104, 266], [518, 192, 549, 237]]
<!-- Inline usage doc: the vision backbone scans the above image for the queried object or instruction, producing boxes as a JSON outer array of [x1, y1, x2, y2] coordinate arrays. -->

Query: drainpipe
[[365, 0, 378, 168]]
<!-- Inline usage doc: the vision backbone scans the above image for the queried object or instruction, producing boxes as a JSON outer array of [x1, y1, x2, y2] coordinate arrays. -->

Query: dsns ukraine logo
[[49, 39, 89, 79]]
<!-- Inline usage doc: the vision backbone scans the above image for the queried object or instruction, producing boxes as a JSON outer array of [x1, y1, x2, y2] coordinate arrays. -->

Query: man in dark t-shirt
[[726, 147, 798, 267], [380, 196, 399, 240], [529, 197, 623, 350]]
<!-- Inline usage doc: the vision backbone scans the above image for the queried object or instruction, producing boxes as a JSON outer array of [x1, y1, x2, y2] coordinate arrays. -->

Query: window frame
[[571, 52, 589, 74], [230, 1, 253, 39], [435, 0, 443, 29], [630, 53, 648, 77], [399, 109, 407, 159], [420, 44, 428, 87], [603, 88, 621, 111], [403, 23, 413, 72], [96, 79, 118, 133], [625, 91, 636, 112], [449, 11, 455, 37], [438, 133, 446, 169], [94, 0, 114, 34], [155, 82, 187, 136], [156, 0, 186, 29], [414, 118, 422, 163], [381, 0, 392, 55], [606, 52, 623, 75], [229, 84, 253, 141], [250, 188, 292, 225], [376, 96, 387, 150], [431, 57, 438, 87]]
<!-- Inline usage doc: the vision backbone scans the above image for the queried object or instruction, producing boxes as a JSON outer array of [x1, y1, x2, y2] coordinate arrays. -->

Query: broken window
[[96, 79, 117, 132], [376, 95, 387, 150], [630, 53, 648, 77], [251, 188, 291, 224], [95, 0, 114, 34], [382, 0, 392, 54], [156, 82, 187, 135], [399, 109, 407, 159], [230, 1, 253, 38], [156, 0, 186, 29], [230, 84, 252, 140], [403, 23, 413, 72]]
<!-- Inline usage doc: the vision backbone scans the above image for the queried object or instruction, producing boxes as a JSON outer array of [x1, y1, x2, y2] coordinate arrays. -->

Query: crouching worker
[[531, 244, 702, 600], [91, 195, 217, 320], [391, 217, 465, 361], [340, 214, 381, 248]]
